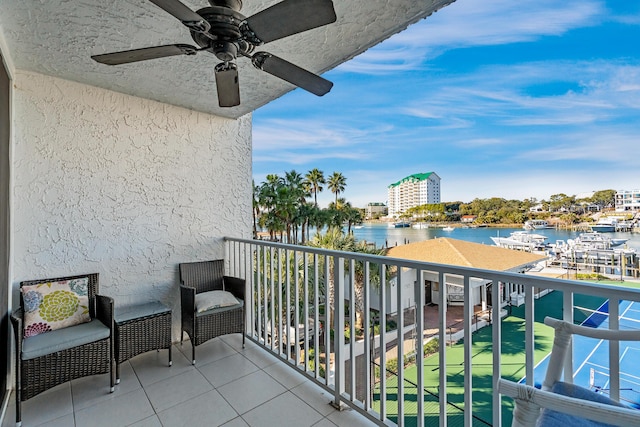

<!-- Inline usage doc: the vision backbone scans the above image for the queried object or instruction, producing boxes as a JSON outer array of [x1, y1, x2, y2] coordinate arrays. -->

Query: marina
[[351, 223, 640, 278], [351, 222, 640, 252]]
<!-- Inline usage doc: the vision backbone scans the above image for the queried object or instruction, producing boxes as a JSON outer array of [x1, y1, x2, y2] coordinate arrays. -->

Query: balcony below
[[1, 335, 374, 427]]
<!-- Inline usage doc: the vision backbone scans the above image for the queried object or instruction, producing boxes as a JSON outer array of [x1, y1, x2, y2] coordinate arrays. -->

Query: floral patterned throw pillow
[[21, 278, 91, 338]]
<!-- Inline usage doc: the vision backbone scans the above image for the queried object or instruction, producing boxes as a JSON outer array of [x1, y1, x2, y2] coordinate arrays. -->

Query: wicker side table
[[114, 301, 172, 383]]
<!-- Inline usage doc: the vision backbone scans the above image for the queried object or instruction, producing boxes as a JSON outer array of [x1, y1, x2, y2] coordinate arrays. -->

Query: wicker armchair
[[498, 316, 640, 427], [179, 260, 245, 364], [10, 273, 114, 427]]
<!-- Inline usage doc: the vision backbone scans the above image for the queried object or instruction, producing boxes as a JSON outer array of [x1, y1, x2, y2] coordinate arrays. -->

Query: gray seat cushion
[[196, 300, 243, 318], [537, 382, 629, 427], [22, 320, 110, 360]]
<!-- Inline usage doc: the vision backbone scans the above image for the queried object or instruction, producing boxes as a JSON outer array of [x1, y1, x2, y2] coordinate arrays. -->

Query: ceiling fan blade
[[147, 0, 210, 32], [215, 63, 241, 107], [91, 44, 198, 65], [244, 0, 336, 44], [253, 52, 333, 96]]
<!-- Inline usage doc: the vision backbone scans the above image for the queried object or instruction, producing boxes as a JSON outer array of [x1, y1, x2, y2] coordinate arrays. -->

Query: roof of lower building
[[384, 237, 547, 272]]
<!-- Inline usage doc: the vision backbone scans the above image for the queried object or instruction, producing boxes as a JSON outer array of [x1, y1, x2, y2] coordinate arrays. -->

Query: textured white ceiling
[[0, 0, 455, 119]]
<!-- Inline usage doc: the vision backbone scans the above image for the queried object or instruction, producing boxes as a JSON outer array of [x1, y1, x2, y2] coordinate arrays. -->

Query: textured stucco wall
[[11, 70, 252, 336]]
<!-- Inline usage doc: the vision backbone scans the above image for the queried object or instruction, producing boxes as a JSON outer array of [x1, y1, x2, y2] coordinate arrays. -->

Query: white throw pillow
[[195, 290, 240, 313]]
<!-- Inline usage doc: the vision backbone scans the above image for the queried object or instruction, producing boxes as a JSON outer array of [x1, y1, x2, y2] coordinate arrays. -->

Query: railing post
[[609, 299, 620, 401], [492, 279, 502, 427], [304, 253, 309, 371], [416, 270, 425, 427], [397, 264, 404, 427], [525, 284, 535, 385], [313, 253, 320, 378], [438, 271, 447, 427], [463, 275, 472, 427], [379, 263, 388, 421], [348, 259, 356, 399], [294, 250, 301, 364], [324, 257, 331, 387], [562, 291, 574, 382], [286, 249, 292, 360], [269, 247, 275, 353], [364, 261, 372, 411], [333, 256, 345, 409], [277, 248, 283, 356]]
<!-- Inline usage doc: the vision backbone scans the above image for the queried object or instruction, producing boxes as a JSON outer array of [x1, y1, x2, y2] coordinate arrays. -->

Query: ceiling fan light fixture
[[213, 41, 238, 62]]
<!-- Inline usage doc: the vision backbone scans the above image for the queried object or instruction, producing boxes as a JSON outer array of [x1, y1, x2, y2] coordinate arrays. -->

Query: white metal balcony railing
[[224, 237, 640, 427]]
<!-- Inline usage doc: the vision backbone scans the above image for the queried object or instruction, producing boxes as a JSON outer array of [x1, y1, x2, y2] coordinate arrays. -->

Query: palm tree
[[344, 206, 363, 234], [306, 228, 384, 331], [327, 172, 346, 205], [258, 174, 285, 241], [305, 168, 325, 207], [284, 170, 310, 243]]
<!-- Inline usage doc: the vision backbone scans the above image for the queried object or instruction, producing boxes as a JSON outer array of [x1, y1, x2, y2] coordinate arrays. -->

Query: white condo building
[[387, 172, 441, 217], [615, 189, 640, 212]]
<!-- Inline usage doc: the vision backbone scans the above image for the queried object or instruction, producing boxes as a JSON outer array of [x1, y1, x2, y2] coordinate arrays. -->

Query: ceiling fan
[[92, 0, 337, 107]]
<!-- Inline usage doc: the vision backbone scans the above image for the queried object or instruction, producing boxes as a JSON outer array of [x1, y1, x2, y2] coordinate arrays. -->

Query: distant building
[[387, 172, 441, 217], [365, 202, 387, 219], [615, 190, 640, 212], [461, 215, 477, 223]]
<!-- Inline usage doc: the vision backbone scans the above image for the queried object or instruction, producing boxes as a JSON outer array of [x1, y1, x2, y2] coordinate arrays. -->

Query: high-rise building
[[615, 190, 640, 212], [387, 172, 441, 217]]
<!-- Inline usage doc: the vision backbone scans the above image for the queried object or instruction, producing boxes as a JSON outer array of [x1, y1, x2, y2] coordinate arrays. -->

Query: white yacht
[[523, 219, 552, 230], [491, 231, 548, 251]]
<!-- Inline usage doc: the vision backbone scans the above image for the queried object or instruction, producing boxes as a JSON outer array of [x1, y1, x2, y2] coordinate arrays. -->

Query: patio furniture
[[179, 259, 245, 364], [10, 273, 114, 427], [114, 301, 172, 383], [498, 316, 640, 427]]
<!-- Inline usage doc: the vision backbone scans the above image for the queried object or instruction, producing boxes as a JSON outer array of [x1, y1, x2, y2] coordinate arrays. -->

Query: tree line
[[401, 189, 618, 225], [253, 168, 363, 243]]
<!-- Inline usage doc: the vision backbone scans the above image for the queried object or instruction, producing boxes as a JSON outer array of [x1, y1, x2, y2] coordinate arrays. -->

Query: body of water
[[350, 223, 640, 252]]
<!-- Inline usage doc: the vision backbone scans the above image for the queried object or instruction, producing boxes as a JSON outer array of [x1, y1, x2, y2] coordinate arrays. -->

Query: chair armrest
[[223, 276, 245, 301], [497, 378, 640, 427], [95, 294, 114, 330], [180, 285, 196, 311], [545, 316, 640, 341], [10, 308, 24, 350]]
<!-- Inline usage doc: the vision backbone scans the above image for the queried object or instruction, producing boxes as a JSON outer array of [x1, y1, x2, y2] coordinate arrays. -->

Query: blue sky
[[252, 0, 640, 209]]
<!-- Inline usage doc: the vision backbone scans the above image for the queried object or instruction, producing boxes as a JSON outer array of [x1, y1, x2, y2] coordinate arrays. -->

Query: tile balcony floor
[[2, 335, 375, 427]]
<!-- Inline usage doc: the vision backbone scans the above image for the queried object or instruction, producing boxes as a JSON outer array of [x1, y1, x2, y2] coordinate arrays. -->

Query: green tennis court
[[374, 290, 607, 426]]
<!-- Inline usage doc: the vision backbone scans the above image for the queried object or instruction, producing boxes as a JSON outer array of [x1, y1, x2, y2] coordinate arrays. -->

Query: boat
[[491, 231, 548, 251], [389, 221, 411, 228], [523, 220, 552, 230], [412, 222, 429, 229], [442, 226, 454, 231], [549, 237, 637, 274], [590, 217, 618, 233], [576, 232, 627, 248]]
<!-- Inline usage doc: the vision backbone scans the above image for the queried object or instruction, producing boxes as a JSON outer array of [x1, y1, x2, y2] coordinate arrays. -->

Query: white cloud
[[340, 0, 604, 74]]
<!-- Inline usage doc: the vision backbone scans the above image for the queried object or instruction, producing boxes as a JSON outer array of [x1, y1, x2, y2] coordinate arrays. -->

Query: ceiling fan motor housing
[[191, 7, 245, 45]]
